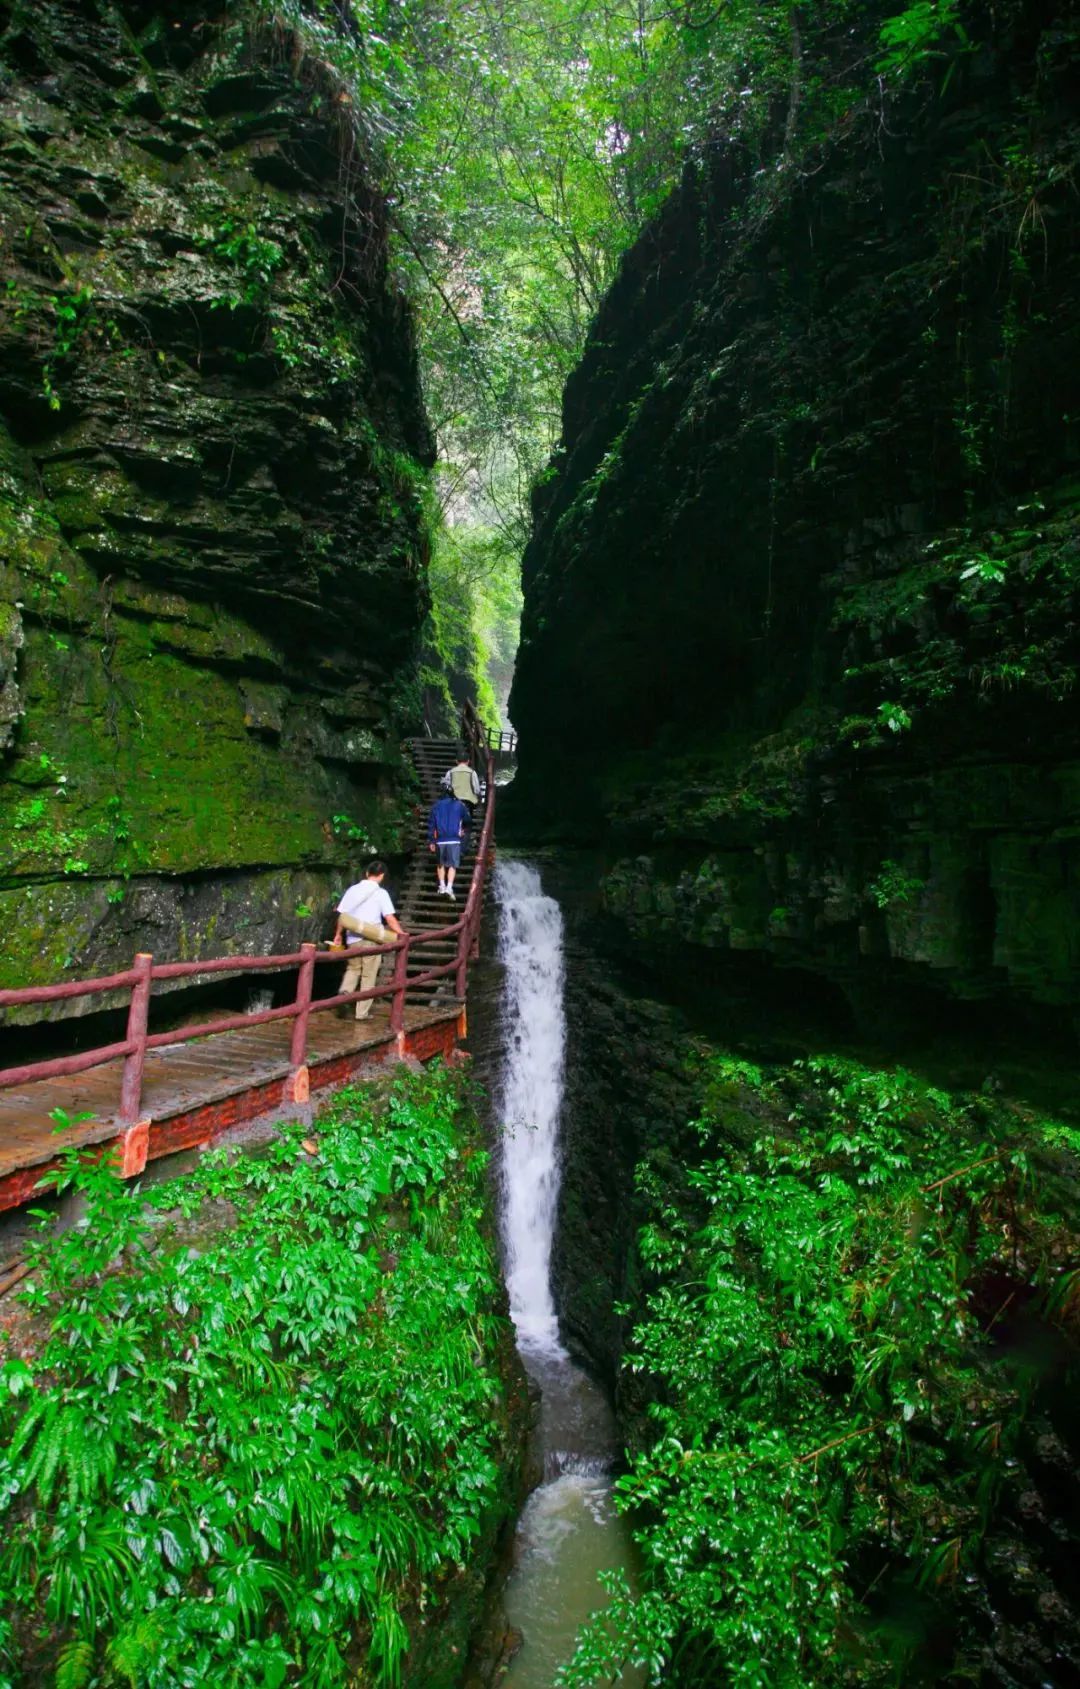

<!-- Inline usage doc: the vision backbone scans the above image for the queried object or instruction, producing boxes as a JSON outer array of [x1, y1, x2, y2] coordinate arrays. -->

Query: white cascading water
[[495, 858, 567, 1354], [493, 856, 643, 1689]]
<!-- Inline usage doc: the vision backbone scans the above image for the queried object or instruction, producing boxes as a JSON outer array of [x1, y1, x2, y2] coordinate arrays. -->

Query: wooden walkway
[[0, 1000, 464, 1210], [0, 718, 493, 1213]]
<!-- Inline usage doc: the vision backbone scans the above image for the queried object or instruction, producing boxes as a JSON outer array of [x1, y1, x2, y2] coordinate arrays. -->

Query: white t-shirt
[[337, 879, 395, 945]]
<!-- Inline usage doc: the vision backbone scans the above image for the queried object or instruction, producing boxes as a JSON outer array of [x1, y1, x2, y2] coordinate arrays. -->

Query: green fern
[[107, 1616, 164, 1686], [0, 1069, 510, 1687], [15, 1401, 117, 1510], [55, 1638, 94, 1689]]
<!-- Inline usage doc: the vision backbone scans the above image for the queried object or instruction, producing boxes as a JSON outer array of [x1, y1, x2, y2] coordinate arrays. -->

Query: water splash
[[495, 858, 567, 1355]]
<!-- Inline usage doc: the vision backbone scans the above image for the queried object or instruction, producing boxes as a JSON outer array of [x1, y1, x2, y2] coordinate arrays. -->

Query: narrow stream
[[493, 859, 642, 1688]]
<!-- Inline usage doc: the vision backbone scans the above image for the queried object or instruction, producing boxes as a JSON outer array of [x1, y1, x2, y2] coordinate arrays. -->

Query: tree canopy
[[272, 0, 969, 719]]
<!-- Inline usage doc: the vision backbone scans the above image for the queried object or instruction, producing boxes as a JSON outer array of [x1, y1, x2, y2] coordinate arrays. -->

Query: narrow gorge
[[1, 0, 1079, 1684]]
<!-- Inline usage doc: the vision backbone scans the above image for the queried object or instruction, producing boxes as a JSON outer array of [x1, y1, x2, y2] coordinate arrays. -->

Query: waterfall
[[491, 859, 642, 1689], [495, 858, 567, 1355]]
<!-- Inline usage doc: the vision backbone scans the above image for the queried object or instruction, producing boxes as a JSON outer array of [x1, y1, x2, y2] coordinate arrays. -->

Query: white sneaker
[[447, 889, 456, 900]]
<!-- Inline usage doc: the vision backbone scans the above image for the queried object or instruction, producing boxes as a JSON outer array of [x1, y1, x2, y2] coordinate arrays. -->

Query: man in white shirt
[[329, 860, 406, 1020]]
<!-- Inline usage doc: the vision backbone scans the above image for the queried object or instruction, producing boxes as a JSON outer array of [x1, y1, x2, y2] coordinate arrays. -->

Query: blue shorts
[[436, 842, 461, 868]]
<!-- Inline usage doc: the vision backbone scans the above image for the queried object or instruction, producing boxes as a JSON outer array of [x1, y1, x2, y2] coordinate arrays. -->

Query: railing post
[[389, 936, 409, 1038], [119, 952, 153, 1123], [289, 942, 316, 1070], [285, 941, 316, 1104], [455, 918, 469, 998]]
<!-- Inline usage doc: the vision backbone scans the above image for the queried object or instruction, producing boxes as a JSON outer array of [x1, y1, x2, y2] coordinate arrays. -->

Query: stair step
[[388, 737, 487, 1008]]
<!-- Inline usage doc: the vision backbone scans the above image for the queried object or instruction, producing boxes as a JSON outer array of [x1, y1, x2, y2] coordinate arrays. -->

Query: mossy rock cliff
[[0, 0, 434, 1013], [508, 0, 1080, 1033]]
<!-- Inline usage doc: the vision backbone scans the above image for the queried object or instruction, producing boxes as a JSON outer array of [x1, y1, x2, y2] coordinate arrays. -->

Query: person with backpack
[[440, 752, 481, 844], [329, 860, 406, 1019]]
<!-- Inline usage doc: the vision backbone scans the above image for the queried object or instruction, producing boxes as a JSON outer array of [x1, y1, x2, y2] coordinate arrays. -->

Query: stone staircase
[[381, 738, 486, 1007]]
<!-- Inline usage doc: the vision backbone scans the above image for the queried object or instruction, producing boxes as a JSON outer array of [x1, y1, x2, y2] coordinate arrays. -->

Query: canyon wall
[[508, 12, 1080, 1673], [509, 0, 1080, 1042], [0, 0, 432, 1012]]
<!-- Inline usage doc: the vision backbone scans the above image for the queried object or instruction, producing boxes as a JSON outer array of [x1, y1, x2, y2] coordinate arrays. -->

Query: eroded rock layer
[[509, 1, 1080, 1034], [0, 0, 432, 1008]]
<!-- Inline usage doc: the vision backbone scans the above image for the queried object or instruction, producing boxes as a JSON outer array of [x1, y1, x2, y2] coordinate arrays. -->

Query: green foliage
[[422, 520, 521, 729], [55, 1639, 94, 1689], [3, 261, 134, 411], [562, 1054, 1078, 1687], [0, 1070, 513, 1687], [331, 811, 370, 844], [258, 0, 1017, 724], [876, 699, 912, 734], [2, 278, 101, 411], [833, 491, 1080, 728], [263, 0, 886, 702], [867, 858, 925, 908], [5, 772, 144, 882], [203, 218, 285, 311], [42, 287, 96, 410], [877, 1, 967, 81]]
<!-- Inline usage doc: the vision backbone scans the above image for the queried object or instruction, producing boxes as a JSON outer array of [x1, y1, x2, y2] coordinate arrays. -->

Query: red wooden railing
[[0, 707, 496, 1124]]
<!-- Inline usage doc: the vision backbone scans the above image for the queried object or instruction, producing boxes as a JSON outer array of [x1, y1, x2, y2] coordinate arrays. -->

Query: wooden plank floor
[[0, 1003, 459, 1179]]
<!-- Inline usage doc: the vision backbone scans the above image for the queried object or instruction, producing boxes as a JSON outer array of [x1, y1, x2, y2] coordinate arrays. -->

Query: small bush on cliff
[[0, 1069, 514, 1688], [561, 1056, 1078, 1687]]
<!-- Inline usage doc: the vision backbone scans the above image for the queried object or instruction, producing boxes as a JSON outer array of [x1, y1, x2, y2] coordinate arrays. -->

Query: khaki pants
[[341, 929, 392, 1019]]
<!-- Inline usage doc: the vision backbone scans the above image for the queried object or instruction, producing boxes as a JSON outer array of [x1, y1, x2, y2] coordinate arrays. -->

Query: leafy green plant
[[331, 812, 370, 845], [41, 287, 95, 410], [0, 1070, 514, 1687], [204, 219, 284, 311], [877, 2, 968, 81], [877, 699, 912, 734], [561, 1054, 1078, 1687], [866, 858, 926, 908], [958, 548, 1007, 585]]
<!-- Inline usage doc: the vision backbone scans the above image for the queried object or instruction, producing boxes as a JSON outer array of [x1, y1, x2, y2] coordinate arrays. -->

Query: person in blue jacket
[[428, 791, 469, 900]]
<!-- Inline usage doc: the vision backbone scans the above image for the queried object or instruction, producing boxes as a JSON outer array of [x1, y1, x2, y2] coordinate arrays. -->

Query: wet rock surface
[[507, 0, 1080, 1031], [0, 0, 433, 1010]]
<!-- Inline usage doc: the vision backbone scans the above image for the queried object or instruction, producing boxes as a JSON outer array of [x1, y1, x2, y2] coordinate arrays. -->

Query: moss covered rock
[[508, 0, 1080, 1030], [0, 0, 433, 1008]]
